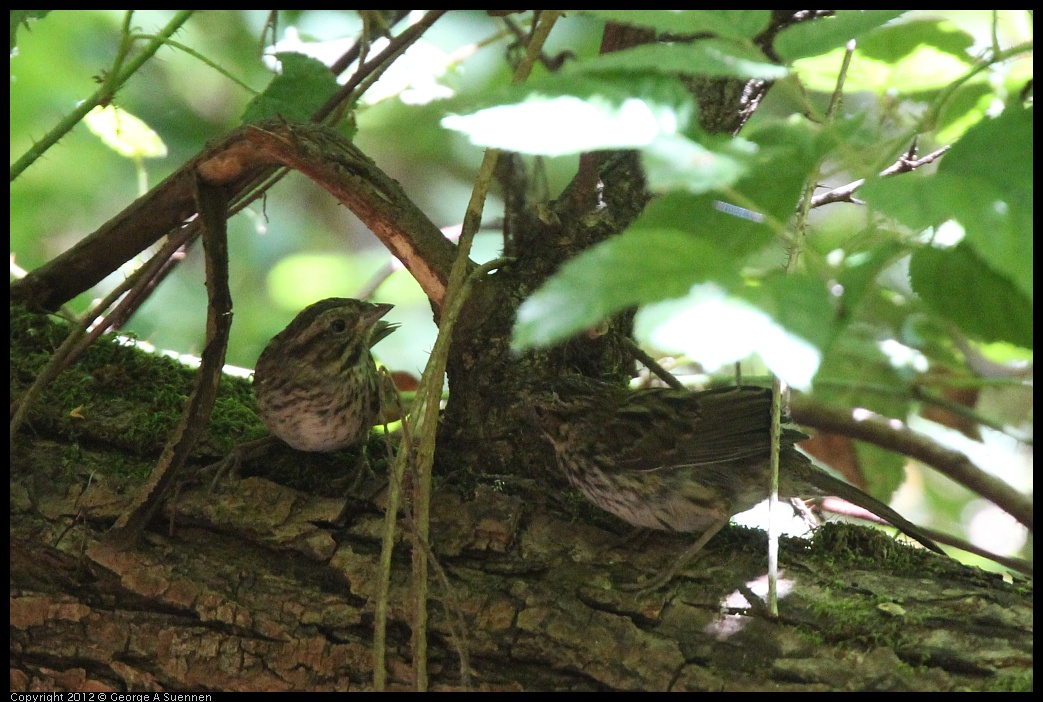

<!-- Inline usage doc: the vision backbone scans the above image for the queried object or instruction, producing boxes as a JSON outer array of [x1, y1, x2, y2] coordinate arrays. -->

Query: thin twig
[[328, 11, 412, 75], [315, 10, 449, 123], [370, 13, 562, 690], [791, 395, 1033, 530], [624, 339, 684, 390], [810, 145, 951, 208], [104, 173, 234, 548], [767, 39, 857, 617]]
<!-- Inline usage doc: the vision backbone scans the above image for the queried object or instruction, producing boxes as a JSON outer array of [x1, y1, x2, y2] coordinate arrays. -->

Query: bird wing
[[608, 386, 801, 472]]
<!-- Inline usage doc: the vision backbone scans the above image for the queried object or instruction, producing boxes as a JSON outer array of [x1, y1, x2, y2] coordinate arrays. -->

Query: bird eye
[[330, 319, 348, 334]]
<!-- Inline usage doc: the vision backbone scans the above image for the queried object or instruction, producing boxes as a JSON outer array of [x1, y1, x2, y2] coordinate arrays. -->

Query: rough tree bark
[[9, 310, 1033, 690], [9, 11, 1032, 692]]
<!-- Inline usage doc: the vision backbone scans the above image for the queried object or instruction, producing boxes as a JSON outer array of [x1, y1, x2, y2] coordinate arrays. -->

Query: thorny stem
[[10, 10, 195, 181]]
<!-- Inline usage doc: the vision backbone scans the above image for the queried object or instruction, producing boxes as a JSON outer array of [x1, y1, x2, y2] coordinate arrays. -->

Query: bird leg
[[200, 435, 282, 494], [619, 517, 730, 592]]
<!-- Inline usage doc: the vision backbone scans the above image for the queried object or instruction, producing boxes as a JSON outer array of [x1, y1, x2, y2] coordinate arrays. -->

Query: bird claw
[[617, 566, 684, 593], [198, 436, 281, 495]]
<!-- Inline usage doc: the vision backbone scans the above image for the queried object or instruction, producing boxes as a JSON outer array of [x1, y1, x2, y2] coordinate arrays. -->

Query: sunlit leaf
[[775, 10, 907, 61], [85, 105, 167, 159], [794, 44, 971, 94], [443, 93, 681, 155], [634, 279, 829, 390], [641, 133, 754, 193], [442, 72, 692, 156], [512, 229, 739, 350]]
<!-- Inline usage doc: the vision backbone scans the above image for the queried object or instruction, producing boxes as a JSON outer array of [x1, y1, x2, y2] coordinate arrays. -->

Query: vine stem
[[372, 10, 562, 691], [768, 39, 855, 618], [11, 10, 195, 182]]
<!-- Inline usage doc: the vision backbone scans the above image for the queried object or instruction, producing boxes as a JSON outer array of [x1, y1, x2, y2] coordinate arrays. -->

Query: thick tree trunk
[[437, 10, 826, 491], [10, 311, 1033, 692]]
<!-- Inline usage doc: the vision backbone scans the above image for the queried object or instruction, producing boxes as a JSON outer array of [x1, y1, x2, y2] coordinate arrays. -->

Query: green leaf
[[573, 40, 787, 80], [634, 274, 832, 390], [939, 106, 1033, 300], [512, 221, 836, 389], [789, 18, 977, 95], [960, 190, 1032, 302], [640, 133, 755, 194], [579, 10, 771, 41], [909, 243, 1032, 349], [794, 304, 915, 500], [940, 104, 1032, 199], [442, 72, 692, 156], [10, 10, 50, 53], [834, 242, 907, 317], [858, 19, 975, 62], [634, 119, 823, 259], [241, 52, 340, 124], [935, 82, 994, 143], [793, 44, 972, 94], [744, 273, 837, 352], [630, 191, 776, 257], [775, 10, 908, 62], [815, 331, 910, 419], [861, 174, 949, 230], [512, 229, 739, 351], [863, 107, 1033, 303], [716, 117, 823, 227]]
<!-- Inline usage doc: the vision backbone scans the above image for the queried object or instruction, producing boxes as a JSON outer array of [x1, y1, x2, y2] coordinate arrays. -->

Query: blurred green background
[[10, 10, 603, 374]]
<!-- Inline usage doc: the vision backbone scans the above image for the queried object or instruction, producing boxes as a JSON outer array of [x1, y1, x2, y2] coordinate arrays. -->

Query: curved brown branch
[[791, 395, 1033, 531], [105, 176, 234, 549], [10, 119, 459, 313], [200, 121, 460, 309]]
